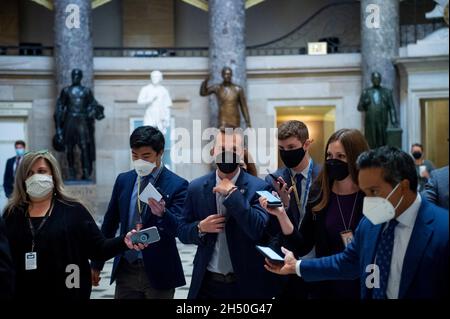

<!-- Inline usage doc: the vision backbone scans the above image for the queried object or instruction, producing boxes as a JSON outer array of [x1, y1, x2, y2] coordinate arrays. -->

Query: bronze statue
[[357, 72, 399, 149], [200, 67, 251, 129], [53, 69, 105, 180]]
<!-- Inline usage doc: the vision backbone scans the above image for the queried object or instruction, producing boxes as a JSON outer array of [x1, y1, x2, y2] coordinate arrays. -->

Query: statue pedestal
[[64, 181, 98, 220], [387, 127, 403, 149]]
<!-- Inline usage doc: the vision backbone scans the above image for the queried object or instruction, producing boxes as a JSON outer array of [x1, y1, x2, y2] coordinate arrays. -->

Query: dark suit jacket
[[263, 162, 321, 299], [3, 157, 16, 198], [300, 198, 449, 299], [0, 217, 14, 299], [91, 167, 188, 290], [177, 170, 279, 299], [423, 166, 449, 210]]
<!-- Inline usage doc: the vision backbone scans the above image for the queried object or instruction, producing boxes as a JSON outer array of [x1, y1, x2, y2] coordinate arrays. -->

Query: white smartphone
[[256, 245, 285, 265]]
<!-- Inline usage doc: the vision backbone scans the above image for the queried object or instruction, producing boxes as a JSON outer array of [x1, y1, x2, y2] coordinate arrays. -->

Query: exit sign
[[308, 42, 328, 55]]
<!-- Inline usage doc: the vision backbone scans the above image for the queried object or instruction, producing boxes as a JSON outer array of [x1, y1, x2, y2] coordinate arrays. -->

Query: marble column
[[360, 0, 400, 92], [208, 0, 247, 128], [54, 0, 93, 92]]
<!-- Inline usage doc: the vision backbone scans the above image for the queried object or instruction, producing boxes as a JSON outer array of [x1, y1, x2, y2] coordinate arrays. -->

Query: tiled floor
[[90, 240, 195, 299]]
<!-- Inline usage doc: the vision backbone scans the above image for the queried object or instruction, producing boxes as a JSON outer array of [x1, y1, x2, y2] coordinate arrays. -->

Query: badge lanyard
[[290, 159, 314, 229], [25, 200, 54, 270], [336, 192, 359, 248], [136, 167, 163, 228]]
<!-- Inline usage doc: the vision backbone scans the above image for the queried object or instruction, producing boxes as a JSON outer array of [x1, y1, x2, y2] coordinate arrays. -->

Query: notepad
[[138, 182, 163, 203]]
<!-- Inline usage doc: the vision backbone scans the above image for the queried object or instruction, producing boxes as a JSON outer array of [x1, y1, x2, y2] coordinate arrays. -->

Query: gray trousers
[[114, 258, 175, 299]]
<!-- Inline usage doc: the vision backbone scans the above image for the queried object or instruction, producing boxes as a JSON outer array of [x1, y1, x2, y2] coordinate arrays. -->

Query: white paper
[[138, 182, 162, 203]]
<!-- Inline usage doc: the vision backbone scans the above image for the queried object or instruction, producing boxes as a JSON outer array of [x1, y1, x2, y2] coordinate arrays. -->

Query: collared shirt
[[295, 194, 422, 300], [290, 158, 312, 225], [127, 166, 162, 259], [386, 194, 421, 299], [207, 168, 241, 275]]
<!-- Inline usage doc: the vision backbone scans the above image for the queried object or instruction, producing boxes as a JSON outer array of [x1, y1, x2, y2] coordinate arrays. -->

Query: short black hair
[[129, 126, 165, 153], [411, 143, 423, 151], [356, 146, 418, 192], [15, 140, 26, 148]]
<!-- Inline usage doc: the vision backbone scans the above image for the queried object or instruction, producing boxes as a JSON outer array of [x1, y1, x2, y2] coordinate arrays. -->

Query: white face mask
[[25, 174, 54, 199], [363, 183, 404, 225], [133, 159, 156, 177]]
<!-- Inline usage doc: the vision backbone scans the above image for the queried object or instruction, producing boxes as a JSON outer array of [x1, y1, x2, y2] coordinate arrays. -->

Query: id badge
[[25, 252, 37, 270], [340, 230, 354, 248]]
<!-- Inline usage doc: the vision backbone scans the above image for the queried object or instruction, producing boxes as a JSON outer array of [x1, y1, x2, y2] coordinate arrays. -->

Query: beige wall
[[123, 0, 174, 47], [0, 0, 19, 46]]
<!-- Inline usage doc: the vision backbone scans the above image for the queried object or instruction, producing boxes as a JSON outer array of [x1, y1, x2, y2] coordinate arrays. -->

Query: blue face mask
[[16, 148, 25, 157]]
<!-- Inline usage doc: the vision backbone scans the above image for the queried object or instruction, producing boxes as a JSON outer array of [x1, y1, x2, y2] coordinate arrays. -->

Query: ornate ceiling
[[30, 0, 112, 10], [181, 0, 265, 11]]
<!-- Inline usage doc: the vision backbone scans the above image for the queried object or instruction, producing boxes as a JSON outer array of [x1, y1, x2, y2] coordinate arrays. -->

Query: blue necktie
[[124, 175, 152, 264], [372, 219, 399, 299]]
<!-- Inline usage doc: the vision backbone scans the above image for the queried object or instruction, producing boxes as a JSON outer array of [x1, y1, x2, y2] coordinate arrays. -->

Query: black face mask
[[412, 152, 422, 160], [280, 147, 306, 169], [216, 151, 240, 174], [326, 159, 349, 181]]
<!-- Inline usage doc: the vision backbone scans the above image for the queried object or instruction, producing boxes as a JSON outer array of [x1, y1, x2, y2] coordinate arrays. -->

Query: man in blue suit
[[177, 128, 276, 299], [265, 147, 448, 299], [423, 165, 449, 210], [91, 126, 188, 299], [264, 120, 320, 299], [3, 140, 26, 198]]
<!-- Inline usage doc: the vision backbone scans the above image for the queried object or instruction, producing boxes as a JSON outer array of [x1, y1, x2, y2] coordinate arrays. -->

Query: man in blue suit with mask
[[178, 128, 278, 299], [265, 147, 448, 299], [91, 126, 188, 299]]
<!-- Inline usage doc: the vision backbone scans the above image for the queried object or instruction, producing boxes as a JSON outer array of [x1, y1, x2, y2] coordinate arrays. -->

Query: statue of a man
[[53, 69, 105, 180], [138, 70, 172, 135], [200, 66, 252, 129], [357, 72, 399, 149]]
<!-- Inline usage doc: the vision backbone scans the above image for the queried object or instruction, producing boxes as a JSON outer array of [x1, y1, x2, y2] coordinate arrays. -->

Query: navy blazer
[[91, 167, 188, 290], [178, 170, 279, 299], [300, 198, 449, 299], [423, 166, 449, 210], [3, 157, 16, 198]]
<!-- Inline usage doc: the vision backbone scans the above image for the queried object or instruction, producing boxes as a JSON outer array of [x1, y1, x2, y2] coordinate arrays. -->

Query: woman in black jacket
[[3, 150, 144, 299], [260, 129, 369, 299]]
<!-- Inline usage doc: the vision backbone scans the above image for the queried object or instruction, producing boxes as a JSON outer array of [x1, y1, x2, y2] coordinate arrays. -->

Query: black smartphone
[[131, 226, 160, 245], [256, 245, 285, 265]]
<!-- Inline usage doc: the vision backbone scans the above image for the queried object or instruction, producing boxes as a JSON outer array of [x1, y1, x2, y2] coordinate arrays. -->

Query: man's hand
[[259, 193, 287, 218], [148, 198, 166, 217], [213, 178, 236, 196], [272, 176, 293, 208], [124, 229, 149, 251], [198, 214, 226, 233], [91, 269, 101, 287], [264, 247, 297, 276]]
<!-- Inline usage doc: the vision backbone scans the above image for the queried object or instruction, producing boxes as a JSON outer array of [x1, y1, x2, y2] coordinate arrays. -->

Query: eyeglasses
[[24, 149, 50, 156]]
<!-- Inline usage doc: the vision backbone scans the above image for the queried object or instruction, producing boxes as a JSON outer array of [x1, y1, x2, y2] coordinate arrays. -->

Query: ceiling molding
[[181, 0, 265, 11], [29, 0, 112, 10]]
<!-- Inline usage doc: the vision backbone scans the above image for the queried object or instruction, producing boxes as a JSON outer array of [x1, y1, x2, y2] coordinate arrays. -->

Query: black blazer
[[4, 199, 127, 300], [0, 217, 14, 299], [3, 157, 16, 198]]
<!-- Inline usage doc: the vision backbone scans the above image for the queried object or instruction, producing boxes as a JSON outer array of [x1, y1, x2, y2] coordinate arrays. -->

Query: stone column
[[208, 0, 247, 128], [360, 0, 400, 93], [54, 0, 93, 92]]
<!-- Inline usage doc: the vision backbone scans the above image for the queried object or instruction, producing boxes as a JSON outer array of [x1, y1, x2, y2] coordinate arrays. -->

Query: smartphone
[[256, 190, 283, 208], [256, 245, 285, 265], [130, 226, 160, 245]]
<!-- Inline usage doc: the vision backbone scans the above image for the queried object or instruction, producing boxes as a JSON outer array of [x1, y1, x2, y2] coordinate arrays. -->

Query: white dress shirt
[[296, 194, 422, 300], [206, 169, 241, 275]]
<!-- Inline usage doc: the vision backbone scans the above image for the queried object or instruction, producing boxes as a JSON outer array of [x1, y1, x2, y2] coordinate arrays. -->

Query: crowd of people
[[0, 121, 448, 300]]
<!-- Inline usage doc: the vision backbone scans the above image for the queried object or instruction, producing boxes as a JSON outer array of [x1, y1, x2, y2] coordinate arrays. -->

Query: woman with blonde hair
[[3, 150, 144, 299], [260, 129, 369, 299]]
